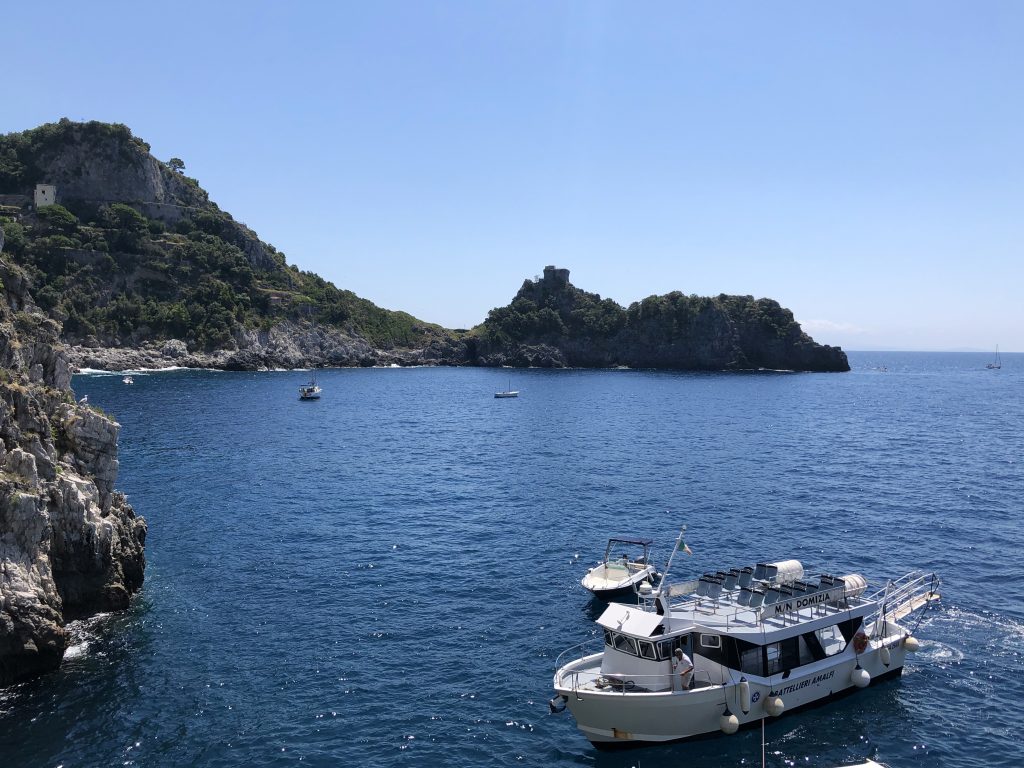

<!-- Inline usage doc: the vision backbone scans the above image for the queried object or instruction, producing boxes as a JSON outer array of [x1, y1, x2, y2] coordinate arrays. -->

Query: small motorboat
[[553, 551, 940, 748], [122, 376, 134, 385], [581, 538, 658, 599]]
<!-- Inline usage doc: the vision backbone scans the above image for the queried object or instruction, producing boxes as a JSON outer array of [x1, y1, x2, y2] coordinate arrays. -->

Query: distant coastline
[[3, 120, 847, 374]]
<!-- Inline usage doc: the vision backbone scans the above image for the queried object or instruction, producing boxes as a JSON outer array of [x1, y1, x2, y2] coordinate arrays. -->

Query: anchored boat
[[552, 556, 940, 748], [581, 538, 659, 599], [299, 371, 321, 400]]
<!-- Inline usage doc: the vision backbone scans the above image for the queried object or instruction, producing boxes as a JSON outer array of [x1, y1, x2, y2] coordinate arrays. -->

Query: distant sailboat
[[494, 379, 519, 398], [299, 370, 322, 400], [986, 345, 1002, 370]]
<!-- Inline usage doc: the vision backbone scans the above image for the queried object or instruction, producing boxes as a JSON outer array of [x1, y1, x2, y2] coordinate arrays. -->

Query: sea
[[1, 351, 1022, 768]]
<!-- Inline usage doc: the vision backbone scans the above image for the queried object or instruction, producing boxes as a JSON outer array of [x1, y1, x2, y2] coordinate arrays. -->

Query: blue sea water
[[1, 351, 1022, 768]]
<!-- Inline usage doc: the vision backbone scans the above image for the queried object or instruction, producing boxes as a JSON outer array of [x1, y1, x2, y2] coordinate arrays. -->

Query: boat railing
[[865, 570, 941, 630], [559, 664, 723, 696], [553, 637, 604, 673], [639, 577, 877, 631]]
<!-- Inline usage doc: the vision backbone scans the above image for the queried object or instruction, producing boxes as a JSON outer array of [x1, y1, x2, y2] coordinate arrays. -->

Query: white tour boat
[[552, 552, 940, 748], [581, 538, 659, 599]]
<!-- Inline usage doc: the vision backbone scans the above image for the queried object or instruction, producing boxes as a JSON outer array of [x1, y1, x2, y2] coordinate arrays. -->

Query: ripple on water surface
[[1, 352, 1022, 767]]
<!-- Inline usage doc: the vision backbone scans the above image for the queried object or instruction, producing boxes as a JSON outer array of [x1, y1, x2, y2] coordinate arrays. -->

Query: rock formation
[[471, 266, 849, 372], [0, 226, 145, 686]]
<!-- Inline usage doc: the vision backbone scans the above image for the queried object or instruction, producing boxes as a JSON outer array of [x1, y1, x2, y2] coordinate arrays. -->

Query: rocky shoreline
[[64, 319, 471, 373]]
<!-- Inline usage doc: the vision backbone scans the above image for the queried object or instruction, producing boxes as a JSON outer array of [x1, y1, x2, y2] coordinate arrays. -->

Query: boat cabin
[[593, 561, 873, 692]]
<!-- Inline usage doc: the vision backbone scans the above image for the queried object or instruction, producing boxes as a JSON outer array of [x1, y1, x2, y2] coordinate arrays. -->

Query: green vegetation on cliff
[[473, 266, 849, 372], [0, 120, 447, 352], [1, 120, 847, 372]]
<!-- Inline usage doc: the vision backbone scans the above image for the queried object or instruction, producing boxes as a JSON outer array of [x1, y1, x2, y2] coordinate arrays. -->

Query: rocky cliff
[[471, 266, 849, 372], [0, 226, 145, 686]]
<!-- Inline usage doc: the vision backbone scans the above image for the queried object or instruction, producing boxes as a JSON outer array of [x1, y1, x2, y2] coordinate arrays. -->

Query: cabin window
[[837, 618, 862, 643], [797, 635, 818, 666], [657, 639, 674, 660], [613, 633, 638, 655], [815, 625, 847, 656], [638, 640, 657, 660], [764, 637, 801, 675], [740, 646, 762, 675], [693, 633, 727, 666], [604, 629, 614, 647]]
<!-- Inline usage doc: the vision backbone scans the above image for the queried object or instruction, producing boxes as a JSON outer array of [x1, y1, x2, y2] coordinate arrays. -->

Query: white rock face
[[0, 256, 146, 686]]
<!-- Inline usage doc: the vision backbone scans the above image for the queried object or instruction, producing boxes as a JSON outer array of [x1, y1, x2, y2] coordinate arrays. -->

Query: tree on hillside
[[167, 158, 185, 173]]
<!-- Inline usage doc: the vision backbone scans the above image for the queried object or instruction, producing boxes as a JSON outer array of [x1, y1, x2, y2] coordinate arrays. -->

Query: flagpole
[[657, 524, 686, 595]]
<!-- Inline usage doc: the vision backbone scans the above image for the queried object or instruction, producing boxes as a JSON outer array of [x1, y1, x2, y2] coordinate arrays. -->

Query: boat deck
[[661, 592, 873, 632]]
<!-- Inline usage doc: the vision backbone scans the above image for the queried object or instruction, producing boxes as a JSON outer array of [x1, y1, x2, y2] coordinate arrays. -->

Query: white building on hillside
[[34, 184, 57, 208]]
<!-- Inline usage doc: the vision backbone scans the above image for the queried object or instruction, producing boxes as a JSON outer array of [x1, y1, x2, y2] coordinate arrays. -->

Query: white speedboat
[[581, 538, 658, 599], [122, 375, 134, 384], [552, 558, 940, 748]]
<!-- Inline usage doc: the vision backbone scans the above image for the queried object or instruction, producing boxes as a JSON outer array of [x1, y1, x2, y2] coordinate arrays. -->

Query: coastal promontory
[[0, 120, 847, 372], [470, 267, 849, 372]]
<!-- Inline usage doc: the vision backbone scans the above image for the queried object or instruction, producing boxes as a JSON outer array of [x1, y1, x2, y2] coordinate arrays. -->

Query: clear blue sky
[[4, 2, 1022, 351]]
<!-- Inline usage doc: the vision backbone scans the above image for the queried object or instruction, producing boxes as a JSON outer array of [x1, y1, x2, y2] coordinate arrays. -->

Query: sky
[[3, 2, 1022, 351]]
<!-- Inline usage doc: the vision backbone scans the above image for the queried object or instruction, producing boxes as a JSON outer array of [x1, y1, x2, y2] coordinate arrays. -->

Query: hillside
[[0, 119, 463, 369], [470, 266, 849, 372]]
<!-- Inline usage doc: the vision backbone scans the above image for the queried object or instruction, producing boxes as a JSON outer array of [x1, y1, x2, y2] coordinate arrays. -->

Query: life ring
[[853, 632, 869, 654]]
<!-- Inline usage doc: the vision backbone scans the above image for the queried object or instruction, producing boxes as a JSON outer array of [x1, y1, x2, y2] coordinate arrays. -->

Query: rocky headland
[[0, 229, 145, 686], [471, 267, 849, 372], [0, 120, 847, 373]]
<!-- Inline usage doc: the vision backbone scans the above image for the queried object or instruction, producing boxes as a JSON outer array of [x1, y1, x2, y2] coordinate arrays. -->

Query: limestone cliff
[[0, 228, 145, 685]]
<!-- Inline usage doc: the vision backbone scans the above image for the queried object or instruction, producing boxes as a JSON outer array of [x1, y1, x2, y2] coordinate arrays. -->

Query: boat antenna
[[656, 523, 688, 595]]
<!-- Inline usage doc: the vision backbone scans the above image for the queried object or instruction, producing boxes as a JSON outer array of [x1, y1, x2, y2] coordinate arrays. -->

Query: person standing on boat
[[672, 648, 693, 691]]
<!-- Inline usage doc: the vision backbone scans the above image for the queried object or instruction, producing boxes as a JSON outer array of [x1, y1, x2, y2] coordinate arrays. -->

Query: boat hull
[[555, 641, 909, 747], [581, 565, 657, 599]]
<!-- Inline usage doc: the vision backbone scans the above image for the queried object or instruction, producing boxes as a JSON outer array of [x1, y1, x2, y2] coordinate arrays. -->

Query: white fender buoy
[[880, 644, 891, 667], [903, 635, 920, 652], [720, 709, 739, 734], [739, 678, 751, 714], [851, 665, 871, 688], [765, 696, 785, 717]]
